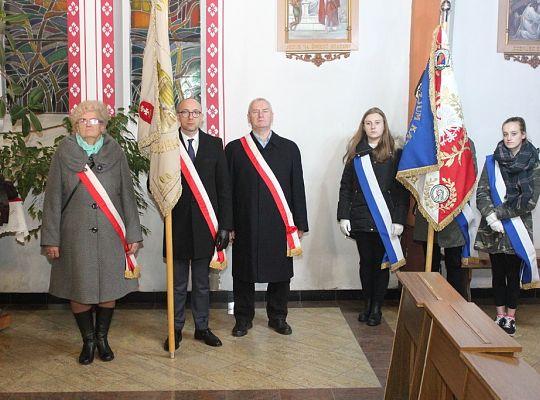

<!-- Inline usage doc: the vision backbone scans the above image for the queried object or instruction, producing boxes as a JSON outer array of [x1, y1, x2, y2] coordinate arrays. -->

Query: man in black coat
[[163, 98, 233, 350], [225, 98, 308, 337]]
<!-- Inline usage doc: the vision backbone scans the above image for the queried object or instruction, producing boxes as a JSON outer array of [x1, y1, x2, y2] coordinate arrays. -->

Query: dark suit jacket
[[167, 129, 233, 260], [225, 131, 308, 282]]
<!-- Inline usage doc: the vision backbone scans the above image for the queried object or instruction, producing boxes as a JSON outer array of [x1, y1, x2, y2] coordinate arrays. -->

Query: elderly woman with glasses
[[41, 100, 142, 365]]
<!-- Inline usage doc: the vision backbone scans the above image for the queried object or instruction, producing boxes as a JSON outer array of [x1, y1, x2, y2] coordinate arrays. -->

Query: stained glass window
[[130, 0, 201, 106], [5, 1, 69, 113], [3, 0, 201, 114]]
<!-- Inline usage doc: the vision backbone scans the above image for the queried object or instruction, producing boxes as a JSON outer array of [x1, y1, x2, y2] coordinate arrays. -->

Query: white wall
[[4, 1, 538, 293]]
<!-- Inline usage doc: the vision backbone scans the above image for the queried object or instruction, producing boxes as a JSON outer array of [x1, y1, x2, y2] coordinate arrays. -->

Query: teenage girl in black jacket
[[337, 107, 409, 326]]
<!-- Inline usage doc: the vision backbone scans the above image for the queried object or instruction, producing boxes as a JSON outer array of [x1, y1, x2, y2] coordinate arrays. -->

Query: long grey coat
[[41, 135, 142, 303]]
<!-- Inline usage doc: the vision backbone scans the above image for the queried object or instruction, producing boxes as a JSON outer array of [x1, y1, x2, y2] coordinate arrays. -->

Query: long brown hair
[[343, 107, 395, 163]]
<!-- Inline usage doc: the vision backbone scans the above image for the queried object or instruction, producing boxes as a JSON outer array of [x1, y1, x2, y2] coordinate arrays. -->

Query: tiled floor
[[0, 300, 539, 399]]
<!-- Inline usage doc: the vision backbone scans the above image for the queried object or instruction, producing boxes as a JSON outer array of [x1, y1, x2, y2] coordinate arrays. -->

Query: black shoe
[[163, 330, 182, 351], [268, 319, 292, 335], [194, 328, 222, 347], [358, 311, 370, 322], [367, 302, 382, 326], [73, 309, 96, 365], [367, 312, 382, 326], [95, 306, 115, 362], [358, 298, 372, 322], [232, 321, 253, 337]]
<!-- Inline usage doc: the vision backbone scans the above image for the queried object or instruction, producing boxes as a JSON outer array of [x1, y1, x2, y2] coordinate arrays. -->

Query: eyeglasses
[[178, 110, 202, 118], [78, 118, 103, 126]]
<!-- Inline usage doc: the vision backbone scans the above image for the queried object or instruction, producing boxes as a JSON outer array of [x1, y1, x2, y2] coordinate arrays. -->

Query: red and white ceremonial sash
[[179, 145, 226, 270], [240, 135, 302, 257], [77, 165, 140, 279]]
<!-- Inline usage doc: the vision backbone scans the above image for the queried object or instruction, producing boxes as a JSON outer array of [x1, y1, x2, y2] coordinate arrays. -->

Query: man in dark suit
[[163, 98, 233, 350], [225, 98, 308, 337]]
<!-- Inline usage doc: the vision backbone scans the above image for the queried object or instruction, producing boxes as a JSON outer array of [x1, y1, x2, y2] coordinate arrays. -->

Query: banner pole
[[425, 224, 434, 272], [165, 213, 175, 358]]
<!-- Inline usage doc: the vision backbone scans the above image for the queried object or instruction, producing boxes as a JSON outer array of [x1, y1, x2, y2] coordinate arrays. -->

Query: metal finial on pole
[[440, 0, 451, 23]]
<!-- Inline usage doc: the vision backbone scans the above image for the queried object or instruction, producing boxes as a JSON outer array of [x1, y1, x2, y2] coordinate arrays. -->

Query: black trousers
[[173, 257, 211, 331], [490, 253, 521, 310], [422, 243, 470, 300], [355, 232, 390, 304], [233, 277, 290, 323]]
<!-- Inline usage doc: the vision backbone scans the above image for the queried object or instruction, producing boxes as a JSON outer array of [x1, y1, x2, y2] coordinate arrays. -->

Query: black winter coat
[[167, 130, 233, 260], [225, 132, 309, 283], [337, 139, 409, 237]]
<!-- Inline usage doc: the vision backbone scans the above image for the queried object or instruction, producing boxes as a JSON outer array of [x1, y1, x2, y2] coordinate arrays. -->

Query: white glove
[[339, 219, 351, 237], [486, 212, 504, 233], [391, 223, 404, 237], [489, 219, 505, 233], [486, 212, 498, 225]]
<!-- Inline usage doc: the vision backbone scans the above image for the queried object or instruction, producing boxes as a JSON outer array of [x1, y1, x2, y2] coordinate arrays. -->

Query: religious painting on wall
[[497, 0, 540, 53], [277, 0, 358, 66]]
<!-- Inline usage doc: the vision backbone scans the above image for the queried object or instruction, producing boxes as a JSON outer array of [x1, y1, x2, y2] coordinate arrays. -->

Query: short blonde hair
[[70, 100, 110, 131]]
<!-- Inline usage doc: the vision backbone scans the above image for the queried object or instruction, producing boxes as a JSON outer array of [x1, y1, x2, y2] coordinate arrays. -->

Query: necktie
[[187, 138, 195, 162]]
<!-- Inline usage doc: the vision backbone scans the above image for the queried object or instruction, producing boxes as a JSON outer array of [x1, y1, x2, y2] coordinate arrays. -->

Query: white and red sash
[[179, 145, 226, 270], [77, 165, 140, 279], [240, 134, 302, 257]]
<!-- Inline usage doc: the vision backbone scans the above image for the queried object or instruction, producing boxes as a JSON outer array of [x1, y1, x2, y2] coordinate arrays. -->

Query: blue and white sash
[[456, 203, 480, 265], [353, 155, 405, 270], [485, 155, 539, 288]]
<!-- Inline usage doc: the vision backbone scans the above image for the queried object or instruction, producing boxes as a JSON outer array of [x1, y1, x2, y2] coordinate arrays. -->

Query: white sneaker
[[495, 315, 506, 328], [503, 318, 516, 336]]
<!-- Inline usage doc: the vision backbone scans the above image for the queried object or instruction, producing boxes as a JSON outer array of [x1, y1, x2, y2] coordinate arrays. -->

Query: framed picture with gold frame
[[277, 0, 359, 66], [497, 0, 540, 68]]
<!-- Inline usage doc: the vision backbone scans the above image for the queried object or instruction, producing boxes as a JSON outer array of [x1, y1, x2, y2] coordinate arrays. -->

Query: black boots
[[95, 306, 115, 361], [358, 298, 372, 322], [367, 301, 382, 326], [73, 309, 96, 365], [73, 307, 115, 364]]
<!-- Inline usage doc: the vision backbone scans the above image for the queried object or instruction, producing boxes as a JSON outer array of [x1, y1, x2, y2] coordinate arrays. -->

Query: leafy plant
[[1, 107, 151, 236]]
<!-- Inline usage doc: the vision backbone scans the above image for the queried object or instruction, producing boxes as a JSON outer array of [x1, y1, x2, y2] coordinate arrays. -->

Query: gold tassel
[[287, 247, 303, 257], [521, 281, 540, 290], [124, 266, 141, 279], [461, 256, 480, 267], [390, 259, 406, 271], [381, 258, 406, 271], [209, 259, 227, 271]]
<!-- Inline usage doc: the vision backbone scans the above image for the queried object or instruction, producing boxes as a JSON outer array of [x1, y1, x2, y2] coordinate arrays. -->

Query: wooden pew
[[418, 301, 522, 400], [460, 352, 540, 400], [385, 272, 467, 400]]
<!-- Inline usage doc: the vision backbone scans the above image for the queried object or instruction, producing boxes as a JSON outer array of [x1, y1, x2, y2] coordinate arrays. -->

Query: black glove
[[215, 229, 230, 251]]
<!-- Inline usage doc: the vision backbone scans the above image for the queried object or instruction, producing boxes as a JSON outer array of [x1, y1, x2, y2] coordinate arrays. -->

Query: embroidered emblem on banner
[[139, 101, 154, 124]]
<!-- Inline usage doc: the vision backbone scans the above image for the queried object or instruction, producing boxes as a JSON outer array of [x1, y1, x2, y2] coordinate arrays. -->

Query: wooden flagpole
[[165, 213, 175, 358], [425, 224, 434, 272]]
